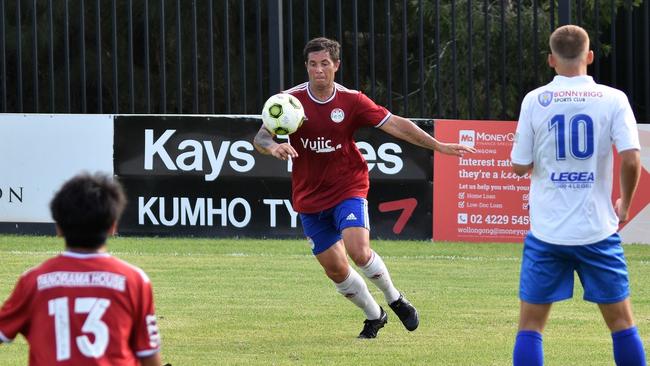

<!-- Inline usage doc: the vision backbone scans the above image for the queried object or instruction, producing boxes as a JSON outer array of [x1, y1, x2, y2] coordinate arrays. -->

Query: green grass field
[[0, 235, 649, 365]]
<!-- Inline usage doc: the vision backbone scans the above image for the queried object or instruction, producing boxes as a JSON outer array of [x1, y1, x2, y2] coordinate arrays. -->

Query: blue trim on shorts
[[519, 232, 629, 304], [299, 197, 369, 255]]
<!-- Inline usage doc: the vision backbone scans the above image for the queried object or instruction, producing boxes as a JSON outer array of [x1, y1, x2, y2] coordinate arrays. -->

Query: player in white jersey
[[510, 25, 645, 366]]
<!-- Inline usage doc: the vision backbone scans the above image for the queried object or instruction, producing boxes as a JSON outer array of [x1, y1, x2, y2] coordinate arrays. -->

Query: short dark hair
[[50, 173, 127, 249], [303, 37, 340, 62], [549, 25, 589, 61]]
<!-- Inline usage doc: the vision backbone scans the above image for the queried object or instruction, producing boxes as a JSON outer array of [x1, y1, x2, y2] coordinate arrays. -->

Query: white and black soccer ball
[[261, 93, 305, 135]]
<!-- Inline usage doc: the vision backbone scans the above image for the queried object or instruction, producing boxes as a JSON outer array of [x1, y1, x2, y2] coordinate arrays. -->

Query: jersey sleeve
[[354, 92, 391, 128], [130, 277, 161, 358], [510, 94, 535, 165], [0, 275, 33, 342], [611, 91, 641, 153]]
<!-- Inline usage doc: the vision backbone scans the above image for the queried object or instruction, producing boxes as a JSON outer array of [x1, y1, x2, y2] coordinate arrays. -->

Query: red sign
[[613, 125, 650, 243], [433, 120, 529, 242]]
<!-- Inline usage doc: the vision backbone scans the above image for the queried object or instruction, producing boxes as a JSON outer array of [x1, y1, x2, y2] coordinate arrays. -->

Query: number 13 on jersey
[[48, 297, 111, 361]]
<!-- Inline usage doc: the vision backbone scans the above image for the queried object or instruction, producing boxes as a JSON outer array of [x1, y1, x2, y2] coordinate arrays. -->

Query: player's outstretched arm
[[615, 149, 641, 223], [252, 125, 298, 161], [379, 115, 475, 156]]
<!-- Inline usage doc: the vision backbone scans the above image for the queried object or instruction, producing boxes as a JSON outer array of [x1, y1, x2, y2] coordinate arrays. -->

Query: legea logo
[[459, 130, 475, 148]]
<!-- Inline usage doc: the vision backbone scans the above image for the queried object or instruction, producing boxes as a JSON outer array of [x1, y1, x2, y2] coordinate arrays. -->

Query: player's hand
[[614, 198, 630, 223], [270, 143, 298, 161], [437, 142, 476, 156]]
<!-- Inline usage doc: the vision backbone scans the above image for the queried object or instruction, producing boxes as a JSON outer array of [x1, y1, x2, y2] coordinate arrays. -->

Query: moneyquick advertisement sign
[[433, 120, 650, 244], [433, 120, 529, 243], [113, 115, 432, 239]]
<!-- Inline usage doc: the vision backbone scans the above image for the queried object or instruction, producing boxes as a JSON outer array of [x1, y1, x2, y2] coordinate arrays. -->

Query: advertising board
[[617, 124, 650, 243], [433, 120, 528, 242], [114, 115, 432, 239], [433, 120, 650, 245], [0, 114, 113, 225]]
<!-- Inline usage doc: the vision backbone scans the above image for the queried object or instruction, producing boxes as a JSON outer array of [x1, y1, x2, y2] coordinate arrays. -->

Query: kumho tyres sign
[[113, 115, 432, 239]]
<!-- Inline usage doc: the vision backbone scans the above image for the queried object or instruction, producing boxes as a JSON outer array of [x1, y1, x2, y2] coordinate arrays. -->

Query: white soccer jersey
[[511, 75, 640, 245]]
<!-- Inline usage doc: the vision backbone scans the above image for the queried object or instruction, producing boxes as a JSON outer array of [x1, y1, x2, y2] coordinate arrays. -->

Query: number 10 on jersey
[[549, 114, 594, 160]]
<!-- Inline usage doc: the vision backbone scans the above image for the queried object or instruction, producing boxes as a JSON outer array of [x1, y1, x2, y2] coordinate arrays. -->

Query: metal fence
[[0, 0, 648, 121]]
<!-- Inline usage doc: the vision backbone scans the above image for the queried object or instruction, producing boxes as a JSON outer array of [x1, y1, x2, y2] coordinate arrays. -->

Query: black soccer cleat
[[357, 307, 388, 339], [389, 293, 419, 331]]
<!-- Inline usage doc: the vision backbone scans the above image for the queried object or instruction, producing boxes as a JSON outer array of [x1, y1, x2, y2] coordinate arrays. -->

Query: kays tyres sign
[[113, 115, 433, 239]]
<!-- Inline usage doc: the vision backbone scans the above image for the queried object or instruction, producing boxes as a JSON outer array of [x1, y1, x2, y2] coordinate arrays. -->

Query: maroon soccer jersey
[[285, 82, 391, 213], [0, 252, 160, 366]]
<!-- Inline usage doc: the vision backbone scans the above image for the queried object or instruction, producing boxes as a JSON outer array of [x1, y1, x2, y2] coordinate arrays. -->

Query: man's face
[[305, 50, 340, 89]]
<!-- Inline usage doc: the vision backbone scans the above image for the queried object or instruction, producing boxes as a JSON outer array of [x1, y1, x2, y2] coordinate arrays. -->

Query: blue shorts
[[520, 232, 629, 304], [299, 197, 369, 255]]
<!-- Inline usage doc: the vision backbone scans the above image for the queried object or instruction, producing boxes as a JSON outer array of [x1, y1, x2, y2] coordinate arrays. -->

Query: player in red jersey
[[254, 37, 475, 338], [0, 173, 162, 366]]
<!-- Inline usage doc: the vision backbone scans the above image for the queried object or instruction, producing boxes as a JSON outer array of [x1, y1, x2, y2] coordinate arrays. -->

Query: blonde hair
[[549, 25, 589, 61]]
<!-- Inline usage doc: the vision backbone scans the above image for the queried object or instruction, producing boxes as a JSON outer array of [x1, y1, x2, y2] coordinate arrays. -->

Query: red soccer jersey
[[285, 82, 391, 213], [0, 252, 160, 366]]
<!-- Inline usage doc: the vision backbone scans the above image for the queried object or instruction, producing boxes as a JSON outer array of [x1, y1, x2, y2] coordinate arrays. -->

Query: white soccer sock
[[334, 267, 382, 320], [360, 250, 401, 304]]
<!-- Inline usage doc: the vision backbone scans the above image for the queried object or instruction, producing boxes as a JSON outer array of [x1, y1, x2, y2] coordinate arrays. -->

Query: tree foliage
[[0, 0, 646, 120]]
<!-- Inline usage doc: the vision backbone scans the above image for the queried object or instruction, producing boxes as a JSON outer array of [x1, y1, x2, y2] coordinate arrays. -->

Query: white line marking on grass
[[6, 250, 61, 256], [2, 250, 519, 262], [414, 255, 519, 262]]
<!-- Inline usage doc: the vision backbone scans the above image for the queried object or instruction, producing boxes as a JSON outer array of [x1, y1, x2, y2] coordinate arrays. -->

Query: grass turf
[[0, 235, 649, 365]]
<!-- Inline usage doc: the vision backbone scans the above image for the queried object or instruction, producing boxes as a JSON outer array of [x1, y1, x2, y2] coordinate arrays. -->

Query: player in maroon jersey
[[0, 173, 162, 366], [254, 37, 474, 338]]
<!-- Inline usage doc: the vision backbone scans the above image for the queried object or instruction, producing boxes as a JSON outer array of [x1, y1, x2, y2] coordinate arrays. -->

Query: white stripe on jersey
[[135, 348, 161, 358], [62, 251, 111, 259], [60, 251, 151, 283], [286, 82, 362, 105], [0, 330, 13, 343], [334, 82, 360, 94], [375, 113, 393, 128], [283, 82, 308, 94]]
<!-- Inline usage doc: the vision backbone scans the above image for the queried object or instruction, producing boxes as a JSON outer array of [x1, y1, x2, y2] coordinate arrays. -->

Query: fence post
[[558, 0, 571, 26], [268, 0, 284, 94]]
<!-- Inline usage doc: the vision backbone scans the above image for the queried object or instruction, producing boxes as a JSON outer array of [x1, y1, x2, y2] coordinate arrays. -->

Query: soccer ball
[[261, 93, 305, 135]]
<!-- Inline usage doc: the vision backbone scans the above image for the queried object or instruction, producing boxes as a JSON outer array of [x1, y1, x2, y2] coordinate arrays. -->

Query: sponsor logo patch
[[538, 91, 553, 107], [330, 108, 345, 123], [459, 130, 475, 148]]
